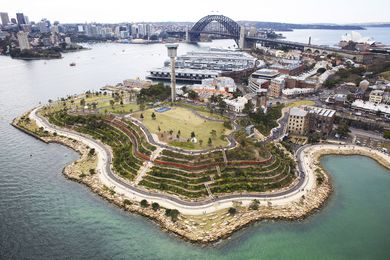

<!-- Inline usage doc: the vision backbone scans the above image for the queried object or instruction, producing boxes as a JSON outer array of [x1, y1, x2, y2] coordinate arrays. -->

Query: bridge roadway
[[30, 106, 314, 215], [245, 36, 364, 55]]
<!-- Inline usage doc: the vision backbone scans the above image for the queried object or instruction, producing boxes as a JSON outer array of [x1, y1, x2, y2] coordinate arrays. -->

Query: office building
[[306, 106, 336, 135], [0, 12, 10, 26], [16, 31, 30, 50], [287, 107, 309, 135], [16, 13, 26, 25], [250, 69, 280, 81], [248, 77, 269, 93], [268, 76, 286, 98], [369, 90, 384, 104]]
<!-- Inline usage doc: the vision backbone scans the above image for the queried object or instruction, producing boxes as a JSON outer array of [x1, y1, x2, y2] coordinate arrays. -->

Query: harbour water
[[282, 27, 390, 46], [1, 38, 390, 259]]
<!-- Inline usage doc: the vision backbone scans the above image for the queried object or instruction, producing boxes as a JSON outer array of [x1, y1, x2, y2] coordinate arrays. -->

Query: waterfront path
[[30, 106, 318, 215]]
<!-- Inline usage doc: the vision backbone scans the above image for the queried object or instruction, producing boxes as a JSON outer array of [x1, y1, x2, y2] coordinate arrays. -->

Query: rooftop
[[289, 107, 308, 117], [252, 69, 280, 78], [307, 106, 336, 118], [352, 100, 390, 115]]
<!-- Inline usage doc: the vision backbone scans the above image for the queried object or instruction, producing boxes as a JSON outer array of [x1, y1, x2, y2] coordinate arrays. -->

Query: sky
[[2, 0, 390, 24]]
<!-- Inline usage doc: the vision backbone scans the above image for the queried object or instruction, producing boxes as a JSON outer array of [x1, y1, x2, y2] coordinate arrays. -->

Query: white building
[[64, 37, 72, 45], [193, 77, 236, 92], [369, 90, 384, 104], [223, 96, 248, 113], [16, 31, 30, 50], [287, 107, 309, 135], [282, 88, 315, 98], [248, 78, 269, 94], [352, 100, 390, 115]]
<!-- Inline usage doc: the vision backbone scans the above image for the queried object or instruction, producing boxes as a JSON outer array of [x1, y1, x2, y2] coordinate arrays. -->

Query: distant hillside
[[237, 21, 365, 31]]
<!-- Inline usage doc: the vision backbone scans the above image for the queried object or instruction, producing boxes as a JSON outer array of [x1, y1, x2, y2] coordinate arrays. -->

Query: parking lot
[[355, 134, 390, 152]]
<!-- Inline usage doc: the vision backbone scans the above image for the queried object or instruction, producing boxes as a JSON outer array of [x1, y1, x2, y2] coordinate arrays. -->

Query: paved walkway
[[29, 106, 322, 215], [134, 147, 163, 185]]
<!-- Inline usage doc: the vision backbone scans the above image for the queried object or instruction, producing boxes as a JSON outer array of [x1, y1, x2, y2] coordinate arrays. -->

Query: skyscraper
[[16, 13, 26, 25], [16, 31, 30, 50], [0, 12, 10, 26]]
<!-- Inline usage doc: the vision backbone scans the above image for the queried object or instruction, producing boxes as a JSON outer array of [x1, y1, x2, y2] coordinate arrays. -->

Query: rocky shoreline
[[57, 132, 333, 243], [12, 112, 339, 244]]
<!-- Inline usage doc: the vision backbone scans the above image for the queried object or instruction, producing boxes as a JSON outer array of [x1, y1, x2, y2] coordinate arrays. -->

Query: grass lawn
[[286, 100, 315, 108], [196, 110, 227, 121], [133, 107, 231, 149], [380, 71, 390, 81], [104, 103, 140, 114]]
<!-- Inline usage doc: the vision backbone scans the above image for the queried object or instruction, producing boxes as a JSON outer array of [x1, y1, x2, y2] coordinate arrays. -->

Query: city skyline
[[2, 0, 390, 24]]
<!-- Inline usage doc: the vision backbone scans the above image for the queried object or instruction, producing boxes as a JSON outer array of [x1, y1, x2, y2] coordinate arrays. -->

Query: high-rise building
[[287, 107, 309, 136], [37, 19, 50, 33], [16, 13, 26, 25], [0, 12, 10, 26], [16, 31, 30, 50]]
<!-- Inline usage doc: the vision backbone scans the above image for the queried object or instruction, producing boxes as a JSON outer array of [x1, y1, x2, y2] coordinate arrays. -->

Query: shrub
[[165, 208, 180, 222], [140, 199, 149, 208], [123, 199, 132, 206], [152, 202, 160, 211], [249, 199, 260, 210], [228, 207, 237, 216], [89, 169, 96, 175], [88, 148, 95, 156]]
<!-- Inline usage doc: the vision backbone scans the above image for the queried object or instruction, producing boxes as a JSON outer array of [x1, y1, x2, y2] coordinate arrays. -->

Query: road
[[30, 107, 314, 215]]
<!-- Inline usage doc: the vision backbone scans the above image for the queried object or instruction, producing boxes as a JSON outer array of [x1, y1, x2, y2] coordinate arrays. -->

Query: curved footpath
[[30, 107, 390, 216], [30, 106, 315, 215]]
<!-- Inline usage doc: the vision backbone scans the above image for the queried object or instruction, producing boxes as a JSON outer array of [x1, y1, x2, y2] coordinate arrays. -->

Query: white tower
[[166, 44, 178, 103]]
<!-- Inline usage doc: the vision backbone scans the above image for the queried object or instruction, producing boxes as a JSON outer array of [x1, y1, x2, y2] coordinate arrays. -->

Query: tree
[[384, 130, 390, 139], [210, 129, 217, 139], [158, 126, 161, 132], [140, 113, 144, 119], [199, 139, 203, 146], [336, 121, 350, 138], [188, 90, 199, 100], [308, 133, 321, 144], [169, 129, 174, 136], [152, 202, 160, 211], [88, 148, 95, 156], [140, 199, 149, 208], [249, 199, 260, 210], [228, 207, 237, 216], [109, 99, 115, 108], [165, 208, 180, 222], [208, 137, 212, 146], [243, 101, 254, 114], [191, 131, 196, 138], [80, 99, 86, 107], [151, 112, 156, 120], [89, 169, 96, 175], [223, 121, 232, 130]]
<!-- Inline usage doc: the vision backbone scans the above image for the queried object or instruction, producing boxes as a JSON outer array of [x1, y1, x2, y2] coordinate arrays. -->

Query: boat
[[69, 62, 76, 66]]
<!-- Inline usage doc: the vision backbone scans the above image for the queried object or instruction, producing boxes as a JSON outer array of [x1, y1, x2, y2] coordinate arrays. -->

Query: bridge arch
[[189, 15, 241, 44]]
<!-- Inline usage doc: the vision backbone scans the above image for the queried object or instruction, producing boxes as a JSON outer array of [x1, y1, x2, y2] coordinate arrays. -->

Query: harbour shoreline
[[10, 109, 335, 244], [12, 107, 390, 243]]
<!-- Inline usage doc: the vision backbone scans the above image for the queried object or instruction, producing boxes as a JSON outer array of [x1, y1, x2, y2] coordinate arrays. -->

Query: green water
[[1, 43, 390, 259]]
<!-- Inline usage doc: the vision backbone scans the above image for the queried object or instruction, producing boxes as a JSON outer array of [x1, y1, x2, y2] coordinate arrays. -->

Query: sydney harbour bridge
[[187, 14, 366, 61]]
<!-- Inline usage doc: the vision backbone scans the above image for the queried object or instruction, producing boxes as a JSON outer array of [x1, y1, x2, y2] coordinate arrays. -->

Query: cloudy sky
[[2, 0, 389, 24]]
